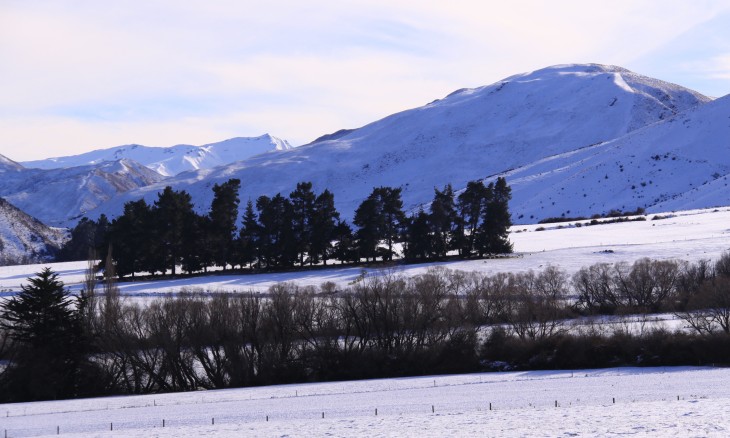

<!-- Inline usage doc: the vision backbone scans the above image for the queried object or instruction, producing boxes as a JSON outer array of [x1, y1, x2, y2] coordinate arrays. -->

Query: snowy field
[[0, 366, 728, 437], [1, 206, 729, 296]]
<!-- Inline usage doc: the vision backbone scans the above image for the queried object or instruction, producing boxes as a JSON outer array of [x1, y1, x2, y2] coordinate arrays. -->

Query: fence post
[[322, 412, 324, 419], [555, 400, 558, 408], [163, 419, 165, 428], [111, 422, 113, 431], [612, 397, 615, 404], [212, 418, 215, 425], [375, 408, 378, 416], [431, 405, 434, 413], [489, 403, 492, 411], [57, 426, 59, 435], [266, 415, 269, 422]]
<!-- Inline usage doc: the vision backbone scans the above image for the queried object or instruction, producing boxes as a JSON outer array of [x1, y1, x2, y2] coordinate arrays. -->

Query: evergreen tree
[[0, 269, 87, 401], [404, 209, 432, 261], [57, 215, 109, 262], [108, 199, 153, 277], [353, 197, 380, 262], [209, 179, 241, 270], [153, 187, 195, 276], [238, 200, 259, 268], [429, 184, 457, 259], [332, 220, 357, 264], [456, 180, 490, 257], [289, 182, 316, 266], [256, 194, 297, 268], [353, 187, 406, 262], [481, 177, 513, 254], [310, 189, 340, 265]]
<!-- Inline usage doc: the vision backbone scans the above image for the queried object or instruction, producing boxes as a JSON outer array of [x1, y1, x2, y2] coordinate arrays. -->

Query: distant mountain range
[[1, 63, 729, 265], [22, 134, 292, 177], [0, 156, 165, 227]]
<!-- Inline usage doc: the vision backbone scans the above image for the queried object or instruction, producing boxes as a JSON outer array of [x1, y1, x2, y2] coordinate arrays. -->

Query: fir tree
[[0, 268, 87, 401], [209, 179, 241, 270]]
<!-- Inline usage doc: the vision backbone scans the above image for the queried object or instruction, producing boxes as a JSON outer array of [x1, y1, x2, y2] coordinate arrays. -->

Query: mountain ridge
[[83, 63, 715, 226], [22, 134, 292, 177]]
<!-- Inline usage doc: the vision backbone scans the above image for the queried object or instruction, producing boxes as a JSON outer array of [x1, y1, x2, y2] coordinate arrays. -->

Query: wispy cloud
[[1, 0, 729, 160]]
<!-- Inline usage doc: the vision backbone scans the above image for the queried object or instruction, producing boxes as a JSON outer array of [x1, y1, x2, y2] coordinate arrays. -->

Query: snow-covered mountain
[[0, 157, 165, 227], [502, 92, 730, 221], [85, 64, 713, 225], [22, 135, 292, 176], [0, 197, 67, 266]]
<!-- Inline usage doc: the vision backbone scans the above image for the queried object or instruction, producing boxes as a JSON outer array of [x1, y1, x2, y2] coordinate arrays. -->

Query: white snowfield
[[0, 366, 728, 437], [1, 206, 728, 295]]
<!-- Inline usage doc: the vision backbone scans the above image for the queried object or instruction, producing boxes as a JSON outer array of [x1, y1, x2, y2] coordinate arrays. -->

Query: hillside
[[0, 158, 165, 226], [84, 64, 711, 224], [503, 93, 730, 221], [22, 134, 292, 176], [0, 197, 67, 266]]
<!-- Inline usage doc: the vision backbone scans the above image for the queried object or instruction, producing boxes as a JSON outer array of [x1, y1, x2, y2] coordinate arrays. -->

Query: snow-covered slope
[[0, 197, 67, 266], [500, 93, 730, 221], [86, 64, 710, 224], [0, 159, 165, 227], [22, 135, 293, 176]]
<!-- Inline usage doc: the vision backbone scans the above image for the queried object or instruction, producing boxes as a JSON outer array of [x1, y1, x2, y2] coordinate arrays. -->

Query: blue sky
[[1, 0, 729, 161]]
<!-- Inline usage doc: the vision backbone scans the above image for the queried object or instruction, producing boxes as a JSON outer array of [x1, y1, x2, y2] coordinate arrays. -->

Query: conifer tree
[[404, 209, 432, 261], [153, 187, 195, 276], [456, 180, 490, 257], [238, 200, 259, 268], [209, 179, 241, 270], [289, 182, 316, 266], [0, 268, 87, 401], [430, 184, 457, 259], [481, 177, 513, 254], [310, 189, 340, 265]]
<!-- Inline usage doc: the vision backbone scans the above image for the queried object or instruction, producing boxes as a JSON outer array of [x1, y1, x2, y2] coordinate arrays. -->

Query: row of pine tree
[[60, 178, 512, 276]]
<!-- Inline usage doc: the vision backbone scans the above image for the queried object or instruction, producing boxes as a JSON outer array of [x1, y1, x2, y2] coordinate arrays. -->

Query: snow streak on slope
[[22, 135, 293, 176], [0, 198, 67, 265], [0, 159, 165, 227], [86, 64, 709, 224], [500, 93, 730, 221]]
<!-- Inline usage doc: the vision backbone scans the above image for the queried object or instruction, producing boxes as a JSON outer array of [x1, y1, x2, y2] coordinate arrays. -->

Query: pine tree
[[108, 199, 153, 277], [354, 187, 406, 262], [456, 180, 489, 257], [209, 179, 241, 270], [153, 187, 195, 276], [482, 177, 513, 254], [0, 268, 86, 401], [289, 182, 316, 266], [353, 197, 380, 262], [404, 209, 432, 261], [238, 200, 259, 268], [256, 194, 297, 268], [430, 184, 457, 259], [310, 189, 340, 265]]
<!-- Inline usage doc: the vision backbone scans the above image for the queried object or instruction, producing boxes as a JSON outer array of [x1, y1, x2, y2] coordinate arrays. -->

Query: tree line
[[2, 253, 729, 401], [59, 178, 513, 276]]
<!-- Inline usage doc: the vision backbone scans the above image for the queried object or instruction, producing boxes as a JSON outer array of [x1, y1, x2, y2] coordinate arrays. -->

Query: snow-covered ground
[[0, 366, 728, 437], [1, 206, 728, 296]]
